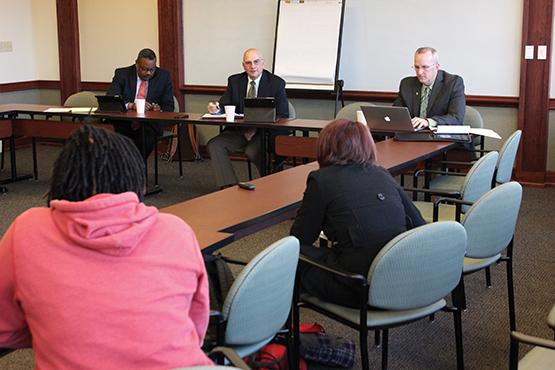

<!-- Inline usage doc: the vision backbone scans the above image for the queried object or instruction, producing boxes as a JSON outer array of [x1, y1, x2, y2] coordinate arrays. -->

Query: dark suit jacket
[[290, 164, 425, 307], [107, 65, 174, 112], [219, 70, 289, 118], [393, 70, 465, 125]]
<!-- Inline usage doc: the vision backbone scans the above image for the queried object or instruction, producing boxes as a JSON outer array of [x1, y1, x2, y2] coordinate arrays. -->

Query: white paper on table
[[201, 113, 244, 119], [69, 107, 97, 113], [436, 125, 471, 134], [469, 128, 502, 139], [43, 107, 72, 113]]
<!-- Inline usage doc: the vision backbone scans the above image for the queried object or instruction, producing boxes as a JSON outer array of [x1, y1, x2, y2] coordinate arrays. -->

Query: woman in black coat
[[290, 119, 425, 308]]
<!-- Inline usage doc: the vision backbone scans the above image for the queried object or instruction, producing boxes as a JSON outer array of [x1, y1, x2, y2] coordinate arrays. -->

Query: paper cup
[[356, 110, 367, 125], [135, 99, 146, 114], [224, 105, 236, 122]]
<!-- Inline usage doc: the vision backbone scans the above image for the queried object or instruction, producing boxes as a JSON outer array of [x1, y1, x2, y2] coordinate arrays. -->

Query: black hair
[[48, 125, 146, 205], [137, 48, 157, 61]]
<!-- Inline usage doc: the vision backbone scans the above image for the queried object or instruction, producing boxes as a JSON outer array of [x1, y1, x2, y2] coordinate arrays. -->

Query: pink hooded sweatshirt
[[0, 192, 212, 369]]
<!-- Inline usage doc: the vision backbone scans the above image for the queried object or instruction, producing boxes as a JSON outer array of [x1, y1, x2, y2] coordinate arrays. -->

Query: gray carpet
[[1, 145, 554, 370]]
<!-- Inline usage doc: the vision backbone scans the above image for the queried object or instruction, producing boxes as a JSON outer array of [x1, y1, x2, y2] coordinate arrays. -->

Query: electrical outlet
[[0, 41, 13, 52]]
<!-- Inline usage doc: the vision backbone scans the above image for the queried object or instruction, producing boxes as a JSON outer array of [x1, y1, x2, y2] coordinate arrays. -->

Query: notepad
[[436, 125, 471, 134]]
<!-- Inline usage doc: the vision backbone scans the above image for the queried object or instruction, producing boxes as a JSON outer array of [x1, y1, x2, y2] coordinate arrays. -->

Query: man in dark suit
[[206, 48, 289, 189], [107, 48, 174, 158], [393, 47, 465, 129]]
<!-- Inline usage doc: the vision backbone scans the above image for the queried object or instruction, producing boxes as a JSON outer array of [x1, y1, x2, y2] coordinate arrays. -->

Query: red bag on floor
[[246, 343, 307, 370]]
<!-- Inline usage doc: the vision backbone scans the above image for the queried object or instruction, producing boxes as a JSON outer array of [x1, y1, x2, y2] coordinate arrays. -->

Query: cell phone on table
[[238, 182, 256, 190]]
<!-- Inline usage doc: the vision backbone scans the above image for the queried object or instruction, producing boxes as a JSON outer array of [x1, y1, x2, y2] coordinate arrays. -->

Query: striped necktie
[[248, 81, 256, 98], [420, 85, 430, 118], [137, 80, 147, 99]]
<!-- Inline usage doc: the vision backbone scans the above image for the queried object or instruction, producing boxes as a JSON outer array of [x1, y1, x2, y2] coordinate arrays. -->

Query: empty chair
[[32, 91, 100, 180], [463, 106, 484, 150], [335, 102, 375, 121], [428, 130, 522, 194], [215, 236, 299, 359], [459, 182, 522, 331], [510, 303, 555, 369], [412, 150, 498, 222], [152, 96, 183, 187], [294, 221, 467, 370]]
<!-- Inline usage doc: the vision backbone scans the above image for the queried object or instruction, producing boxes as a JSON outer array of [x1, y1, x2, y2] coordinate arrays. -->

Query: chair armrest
[[414, 169, 459, 178], [435, 160, 476, 167], [432, 197, 473, 222], [209, 347, 250, 369], [511, 331, 555, 350], [403, 186, 461, 198], [214, 253, 248, 266], [299, 255, 367, 285]]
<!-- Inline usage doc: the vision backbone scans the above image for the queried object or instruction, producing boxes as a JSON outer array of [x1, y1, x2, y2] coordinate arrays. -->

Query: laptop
[[360, 105, 471, 143], [96, 95, 127, 113], [244, 97, 276, 123]]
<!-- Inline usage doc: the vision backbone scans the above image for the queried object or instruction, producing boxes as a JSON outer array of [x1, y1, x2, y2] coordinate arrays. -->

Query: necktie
[[243, 81, 258, 141], [247, 81, 256, 98], [420, 86, 429, 118], [137, 80, 147, 99]]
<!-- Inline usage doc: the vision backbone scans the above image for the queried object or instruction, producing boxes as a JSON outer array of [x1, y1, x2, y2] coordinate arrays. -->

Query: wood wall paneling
[[158, 0, 184, 110], [56, 0, 81, 103], [515, 0, 553, 184]]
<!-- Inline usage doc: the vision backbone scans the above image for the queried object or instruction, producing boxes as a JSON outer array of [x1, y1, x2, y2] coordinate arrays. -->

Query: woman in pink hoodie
[[0, 125, 212, 369]]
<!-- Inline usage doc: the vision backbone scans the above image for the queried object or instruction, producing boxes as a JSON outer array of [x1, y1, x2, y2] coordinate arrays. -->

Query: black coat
[[107, 65, 174, 112], [290, 164, 425, 307]]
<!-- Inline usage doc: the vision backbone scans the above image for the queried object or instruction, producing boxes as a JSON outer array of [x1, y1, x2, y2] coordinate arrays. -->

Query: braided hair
[[48, 125, 146, 205]]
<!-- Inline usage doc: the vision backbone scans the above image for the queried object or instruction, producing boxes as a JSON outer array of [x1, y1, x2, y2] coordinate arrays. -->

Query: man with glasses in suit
[[393, 47, 466, 130], [206, 48, 289, 189]]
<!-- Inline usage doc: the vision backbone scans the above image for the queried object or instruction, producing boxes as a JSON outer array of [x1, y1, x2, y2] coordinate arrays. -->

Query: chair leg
[[485, 266, 492, 287], [32, 137, 38, 180], [359, 326, 369, 370], [154, 141, 159, 187], [247, 160, 253, 181], [429, 313, 435, 322], [509, 334, 519, 370], [0, 139, 4, 170], [506, 259, 517, 331], [381, 329, 389, 370], [374, 329, 381, 347], [453, 307, 465, 370]]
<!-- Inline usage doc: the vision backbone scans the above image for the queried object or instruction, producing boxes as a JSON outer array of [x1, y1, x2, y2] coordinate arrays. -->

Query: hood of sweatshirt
[[50, 192, 158, 256]]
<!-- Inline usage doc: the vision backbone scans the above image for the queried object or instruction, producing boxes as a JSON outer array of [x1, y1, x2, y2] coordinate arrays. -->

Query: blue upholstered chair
[[457, 181, 522, 331], [218, 236, 299, 359], [412, 150, 498, 222], [294, 222, 467, 370], [510, 303, 555, 370]]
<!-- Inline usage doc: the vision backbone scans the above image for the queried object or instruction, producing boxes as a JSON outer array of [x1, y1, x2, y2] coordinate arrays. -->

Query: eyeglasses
[[137, 65, 156, 74], [243, 58, 263, 67], [412, 64, 436, 71]]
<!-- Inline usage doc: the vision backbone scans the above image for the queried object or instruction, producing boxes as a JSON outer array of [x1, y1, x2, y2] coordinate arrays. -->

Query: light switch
[[525, 45, 534, 60], [538, 45, 547, 60], [0, 41, 13, 53]]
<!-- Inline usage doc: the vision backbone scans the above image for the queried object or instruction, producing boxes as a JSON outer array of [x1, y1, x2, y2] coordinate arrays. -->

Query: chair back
[[367, 222, 466, 310], [222, 236, 300, 346], [463, 106, 483, 129], [288, 101, 296, 119], [335, 102, 375, 121], [462, 182, 522, 259], [173, 96, 180, 112], [63, 91, 99, 107], [460, 150, 498, 212], [495, 130, 522, 185]]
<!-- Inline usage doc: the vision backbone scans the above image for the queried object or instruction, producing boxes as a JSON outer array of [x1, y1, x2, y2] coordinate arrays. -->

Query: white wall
[[183, 0, 523, 96], [78, 0, 158, 82], [32, 0, 59, 80], [0, 0, 58, 82]]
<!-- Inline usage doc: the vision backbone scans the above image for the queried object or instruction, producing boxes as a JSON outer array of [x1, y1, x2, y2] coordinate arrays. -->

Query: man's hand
[[411, 117, 429, 130], [207, 101, 220, 114], [127, 102, 136, 111]]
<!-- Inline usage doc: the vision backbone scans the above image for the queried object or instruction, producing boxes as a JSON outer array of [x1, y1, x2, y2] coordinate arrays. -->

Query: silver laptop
[[361, 105, 415, 133]]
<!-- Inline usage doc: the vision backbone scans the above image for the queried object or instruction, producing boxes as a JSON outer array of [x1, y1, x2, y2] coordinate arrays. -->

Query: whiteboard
[[273, 0, 344, 90], [183, 0, 523, 96]]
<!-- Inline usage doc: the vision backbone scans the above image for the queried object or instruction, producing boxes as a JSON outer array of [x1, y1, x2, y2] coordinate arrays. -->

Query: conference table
[[0, 104, 330, 189], [161, 139, 457, 252]]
